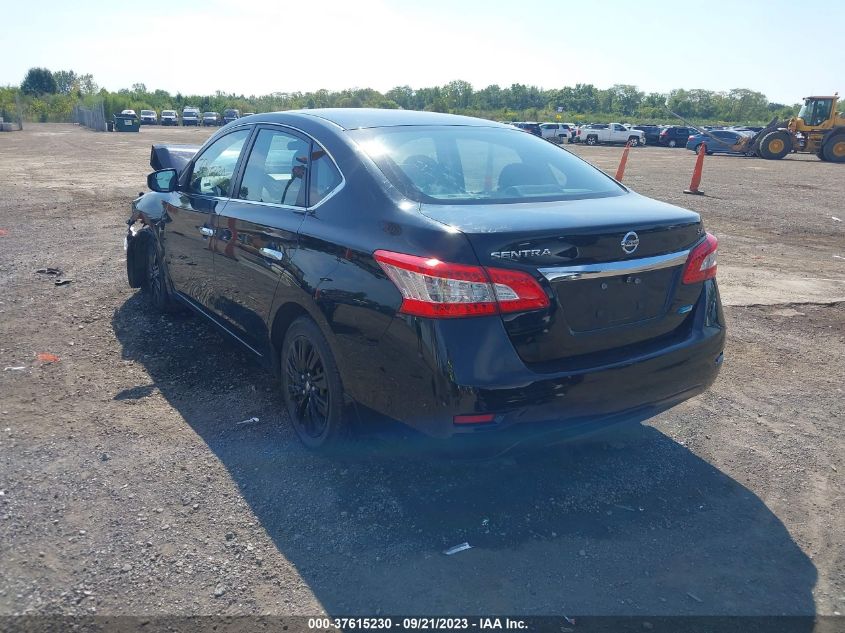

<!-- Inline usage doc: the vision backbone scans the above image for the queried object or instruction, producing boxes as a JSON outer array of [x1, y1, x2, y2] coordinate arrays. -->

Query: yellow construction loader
[[752, 94, 845, 162]]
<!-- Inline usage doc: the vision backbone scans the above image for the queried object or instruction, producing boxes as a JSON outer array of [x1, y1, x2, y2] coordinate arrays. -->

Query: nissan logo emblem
[[621, 231, 639, 255]]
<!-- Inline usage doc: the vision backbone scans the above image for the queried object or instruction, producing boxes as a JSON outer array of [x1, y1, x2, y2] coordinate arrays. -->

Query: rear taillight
[[682, 233, 718, 284], [374, 250, 549, 318], [454, 413, 495, 425]]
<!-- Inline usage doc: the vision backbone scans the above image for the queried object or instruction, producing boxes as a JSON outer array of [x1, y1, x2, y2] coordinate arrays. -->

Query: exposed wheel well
[[126, 227, 153, 288]]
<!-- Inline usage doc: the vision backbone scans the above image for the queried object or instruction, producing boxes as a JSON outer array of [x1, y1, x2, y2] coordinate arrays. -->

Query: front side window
[[187, 129, 250, 197], [237, 128, 310, 207], [351, 125, 625, 204]]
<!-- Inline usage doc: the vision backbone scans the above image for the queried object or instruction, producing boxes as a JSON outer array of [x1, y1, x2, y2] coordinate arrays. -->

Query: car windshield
[[141, 111, 154, 115], [350, 125, 625, 204]]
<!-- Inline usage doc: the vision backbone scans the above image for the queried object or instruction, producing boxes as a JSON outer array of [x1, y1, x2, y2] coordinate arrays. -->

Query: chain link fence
[[73, 101, 107, 132], [0, 93, 24, 131]]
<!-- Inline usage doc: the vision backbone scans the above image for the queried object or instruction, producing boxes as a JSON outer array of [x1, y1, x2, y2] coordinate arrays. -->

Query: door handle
[[260, 247, 284, 261], [199, 227, 214, 237]]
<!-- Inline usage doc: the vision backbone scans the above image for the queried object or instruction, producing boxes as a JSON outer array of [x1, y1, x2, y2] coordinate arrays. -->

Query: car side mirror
[[147, 168, 178, 193]]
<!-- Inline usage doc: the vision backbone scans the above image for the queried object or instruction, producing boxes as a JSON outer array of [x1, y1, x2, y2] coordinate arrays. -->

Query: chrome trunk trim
[[539, 249, 690, 282]]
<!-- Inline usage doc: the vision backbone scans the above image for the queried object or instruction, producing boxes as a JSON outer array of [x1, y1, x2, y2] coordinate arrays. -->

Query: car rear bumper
[[355, 280, 724, 439]]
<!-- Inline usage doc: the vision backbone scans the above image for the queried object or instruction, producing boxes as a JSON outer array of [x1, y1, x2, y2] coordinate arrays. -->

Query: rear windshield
[[350, 125, 625, 204]]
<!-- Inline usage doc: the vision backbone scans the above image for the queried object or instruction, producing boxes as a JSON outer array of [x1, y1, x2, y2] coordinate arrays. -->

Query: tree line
[[1, 67, 800, 126]]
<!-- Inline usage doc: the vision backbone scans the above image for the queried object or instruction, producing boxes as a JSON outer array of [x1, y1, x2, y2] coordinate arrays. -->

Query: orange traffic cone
[[684, 142, 706, 195], [615, 140, 632, 181]]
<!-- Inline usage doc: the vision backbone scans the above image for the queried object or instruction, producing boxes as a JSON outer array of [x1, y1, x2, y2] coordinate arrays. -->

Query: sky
[[1, 0, 842, 105]]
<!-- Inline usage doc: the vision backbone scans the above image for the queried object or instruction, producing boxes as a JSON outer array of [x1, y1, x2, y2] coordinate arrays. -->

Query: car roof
[[252, 108, 510, 131]]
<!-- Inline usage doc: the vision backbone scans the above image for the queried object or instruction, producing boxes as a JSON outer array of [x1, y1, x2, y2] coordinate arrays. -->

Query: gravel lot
[[0, 124, 842, 619]]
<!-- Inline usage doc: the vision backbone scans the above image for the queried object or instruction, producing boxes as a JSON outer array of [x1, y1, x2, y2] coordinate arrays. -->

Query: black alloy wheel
[[281, 317, 346, 448]]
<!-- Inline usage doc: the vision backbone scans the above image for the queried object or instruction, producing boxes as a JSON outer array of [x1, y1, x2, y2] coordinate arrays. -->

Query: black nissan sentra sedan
[[126, 109, 724, 449]]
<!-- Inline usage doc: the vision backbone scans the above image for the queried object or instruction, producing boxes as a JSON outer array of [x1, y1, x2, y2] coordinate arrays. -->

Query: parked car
[[160, 110, 179, 126], [223, 108, 240, 124], [632, 125, 662, 145], [539, 122, 576, 143], [576, 123, 645, 146], [202, 112, 221, 126], [127, 109, 724, 449], [659, 126, 697, 148], [511, 122, 543, 136], [686, 130, 755, 156], [139, 110, 158, 125], [182, 107, 200, 126]]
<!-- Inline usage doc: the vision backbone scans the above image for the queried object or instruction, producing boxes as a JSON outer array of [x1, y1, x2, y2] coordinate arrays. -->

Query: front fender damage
[[125, 193, 168, 288]]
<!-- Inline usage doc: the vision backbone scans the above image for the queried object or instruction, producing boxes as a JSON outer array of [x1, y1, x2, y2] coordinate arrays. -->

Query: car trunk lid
[[419, 193, 706, 366]]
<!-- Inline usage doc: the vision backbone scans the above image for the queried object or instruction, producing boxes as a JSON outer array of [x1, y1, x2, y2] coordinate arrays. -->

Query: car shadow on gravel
[[112, 293, 817, 618]]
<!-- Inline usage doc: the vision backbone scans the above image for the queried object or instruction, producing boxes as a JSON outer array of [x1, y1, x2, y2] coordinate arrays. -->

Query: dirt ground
[[0, 124, 842, 620]]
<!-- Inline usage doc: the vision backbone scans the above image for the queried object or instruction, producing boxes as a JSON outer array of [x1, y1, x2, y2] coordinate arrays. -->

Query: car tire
[[668, 139, 677, 148], [585, 135, 598, 146], [281, 316, 348, 449], [628, 136, 640, 147], [141, 233, 179, 312], [821, 134, 845, 163]]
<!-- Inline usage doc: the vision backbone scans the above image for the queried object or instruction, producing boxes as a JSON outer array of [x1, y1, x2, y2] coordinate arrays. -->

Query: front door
[[164, 128, 251, 308], [211, 126, 310, 355]]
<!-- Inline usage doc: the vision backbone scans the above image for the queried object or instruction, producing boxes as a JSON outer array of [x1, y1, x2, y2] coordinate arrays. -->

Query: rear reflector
[[374, 250, 549, 318], [682, 232, 718, 284], [453, 413, 495, 425]]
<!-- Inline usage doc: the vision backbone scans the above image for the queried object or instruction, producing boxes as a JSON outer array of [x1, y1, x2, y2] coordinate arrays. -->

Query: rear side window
[[187, 129, 250, 196], [309, 149, 343, 205], [238, 128, 309, 207], [351, 125, 624, 204]]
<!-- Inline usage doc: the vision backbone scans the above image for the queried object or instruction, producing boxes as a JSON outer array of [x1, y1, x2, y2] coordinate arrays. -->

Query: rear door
[[210, 125, 311, 354], [164, 128, 251, 308]]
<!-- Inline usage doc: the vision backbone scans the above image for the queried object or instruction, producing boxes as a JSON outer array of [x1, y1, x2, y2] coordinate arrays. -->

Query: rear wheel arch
[[269, 300, 347, 379], [270, 302, 311, 373]]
